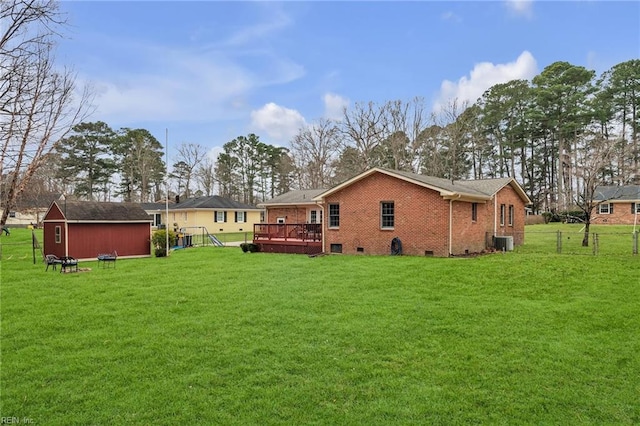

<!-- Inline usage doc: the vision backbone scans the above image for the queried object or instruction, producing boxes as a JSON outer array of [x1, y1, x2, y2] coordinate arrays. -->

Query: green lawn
[[1, 228, 639, 424]]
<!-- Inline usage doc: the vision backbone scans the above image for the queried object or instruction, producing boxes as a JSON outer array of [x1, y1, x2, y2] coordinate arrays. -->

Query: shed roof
[[169, 196, 260, 210], [51, 200, 152, 221]]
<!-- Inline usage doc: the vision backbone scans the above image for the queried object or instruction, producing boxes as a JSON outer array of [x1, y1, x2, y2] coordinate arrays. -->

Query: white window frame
[[55, 226, 61, 244], [508, 205, 514, 227], [635, 203, 640, 214], [236, 211, 245, 223], [310, 209, 323, 224], [216, 211, 225, 222], [276, 217, 285, 224], [598, 203, 611, 214], [381, 201, 394, 229]]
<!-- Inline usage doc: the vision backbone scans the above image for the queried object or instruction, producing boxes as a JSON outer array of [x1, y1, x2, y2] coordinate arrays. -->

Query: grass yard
[[1, 228, 639, 424]]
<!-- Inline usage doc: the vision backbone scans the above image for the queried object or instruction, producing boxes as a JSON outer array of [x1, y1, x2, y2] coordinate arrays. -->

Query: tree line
[[283, 59, 639, 215], [21, 59, 640, 216], [2, 1, 638, 225]]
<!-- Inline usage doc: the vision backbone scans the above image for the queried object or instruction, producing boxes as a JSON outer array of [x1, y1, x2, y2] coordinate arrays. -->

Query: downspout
[[449, 194, 462, 256], [316, 201, 326, 253], [494, 195, 498, 237], [449, 200, 453, 256]]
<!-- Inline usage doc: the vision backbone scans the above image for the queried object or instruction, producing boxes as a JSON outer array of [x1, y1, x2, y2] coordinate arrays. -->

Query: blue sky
[[58, 1, 640, 161]]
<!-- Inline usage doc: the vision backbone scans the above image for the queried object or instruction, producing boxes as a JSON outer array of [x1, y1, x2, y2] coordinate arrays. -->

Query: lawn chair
[[97, 251, 117, 268], [45, 254, 62, 271], [60, 256, 78, 273]]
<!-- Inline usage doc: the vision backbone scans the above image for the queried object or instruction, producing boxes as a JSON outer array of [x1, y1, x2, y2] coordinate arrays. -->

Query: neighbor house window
[[508, 205, 514, 226], [235, 211, 246, 223], [329, 204, 340, 228], [634, 203, 640, 214], [9, 211, 16, 218], [381, 202, 394, 229], [277, 217, 285, 224], [598, 203, 612, 214], [55, 226, 61, 244], [215, 211, 227, 222], [471, 203, 478, 222], [500, 204, 506, 226]]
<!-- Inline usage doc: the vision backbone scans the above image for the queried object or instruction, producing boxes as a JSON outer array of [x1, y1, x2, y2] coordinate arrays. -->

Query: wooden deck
[[253, 223, 322, 255]]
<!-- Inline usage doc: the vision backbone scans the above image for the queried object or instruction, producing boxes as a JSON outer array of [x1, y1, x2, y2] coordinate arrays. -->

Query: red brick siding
[[322, 174, 527, 256], [591, 202, 639, 225], [493, 185, 527, 245], [450, 200, 491, 254], [266, 207, 309, 223], [324, 173, 452, 256]]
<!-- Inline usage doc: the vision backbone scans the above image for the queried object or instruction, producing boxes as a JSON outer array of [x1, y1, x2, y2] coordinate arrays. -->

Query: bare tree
[[430, 98, 472, 180], [339, 101, 388, 172], [379, 97, 428, 172], [290, 118, 341, 188], [195, 156, 216, 196], [173, 142, 207, 198], [574, 134, 616, 246], [0, 0, 91, 225]]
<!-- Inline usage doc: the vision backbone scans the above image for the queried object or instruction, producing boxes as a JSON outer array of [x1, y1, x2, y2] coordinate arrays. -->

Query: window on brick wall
[[508, 205, 514, 226], [500, 204, 506, 226], [329, 204, 340, 228], [633, 203, 640, 214], [381, 202, 394, 229], [598, 203, 612, 214], [471, 203, 478, 222], [310, 209, 322, 224]]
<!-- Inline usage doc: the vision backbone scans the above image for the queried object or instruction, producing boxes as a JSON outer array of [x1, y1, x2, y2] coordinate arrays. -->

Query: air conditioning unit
[[494, 236, 514, 251]]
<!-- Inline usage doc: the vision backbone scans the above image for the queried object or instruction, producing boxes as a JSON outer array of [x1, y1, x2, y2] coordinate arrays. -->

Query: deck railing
[[253, 223, 322, 242]]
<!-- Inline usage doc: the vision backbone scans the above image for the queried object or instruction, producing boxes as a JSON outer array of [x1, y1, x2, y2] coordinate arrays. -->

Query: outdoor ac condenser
[[494, 236, 514, 251]]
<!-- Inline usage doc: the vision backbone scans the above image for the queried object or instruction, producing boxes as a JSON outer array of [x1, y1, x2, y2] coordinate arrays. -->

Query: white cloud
[[323, 93, 350, 120], [81, 40, 304, 126], [250, 102, 306, 143], [433, 51, 538, 112], [207, 145, 224, 162], [504, 0, 534, 19]]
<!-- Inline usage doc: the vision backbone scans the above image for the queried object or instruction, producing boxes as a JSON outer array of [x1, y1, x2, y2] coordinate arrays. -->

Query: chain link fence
[[514, 229, 639, 256]]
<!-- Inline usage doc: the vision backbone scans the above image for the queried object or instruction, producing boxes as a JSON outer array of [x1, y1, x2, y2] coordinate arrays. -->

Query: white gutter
[[494, 195, 498, 237], [449, 194, 462, 256], [316, 201, 326, 253]]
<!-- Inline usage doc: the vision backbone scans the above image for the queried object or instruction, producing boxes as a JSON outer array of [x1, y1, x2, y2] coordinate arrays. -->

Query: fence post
[[634, 231, 638, 256], [557, 231, 562, 254], [592, 233, 599, 256]]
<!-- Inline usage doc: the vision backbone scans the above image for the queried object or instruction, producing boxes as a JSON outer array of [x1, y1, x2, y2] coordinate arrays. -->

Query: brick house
[[255, 168, 531, 257], [591, 185, 640, 225]]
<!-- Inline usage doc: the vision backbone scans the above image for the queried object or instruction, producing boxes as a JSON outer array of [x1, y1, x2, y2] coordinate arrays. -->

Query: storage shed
[[43, 200, 153, 260]]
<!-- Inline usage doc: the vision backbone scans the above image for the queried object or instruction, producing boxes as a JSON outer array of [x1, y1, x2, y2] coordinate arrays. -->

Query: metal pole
[[165, 128, 169, 257]]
